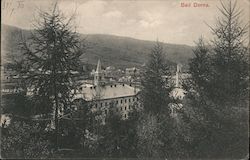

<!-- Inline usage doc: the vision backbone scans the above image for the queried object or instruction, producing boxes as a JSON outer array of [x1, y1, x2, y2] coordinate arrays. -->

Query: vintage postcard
[[1, 0, 249, 159]]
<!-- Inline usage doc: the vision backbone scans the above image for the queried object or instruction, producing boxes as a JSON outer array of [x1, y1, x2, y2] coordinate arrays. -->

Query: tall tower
[[94, 59, 104, 99], [94, 59, 103, 86], [175, 64, 181, 88]]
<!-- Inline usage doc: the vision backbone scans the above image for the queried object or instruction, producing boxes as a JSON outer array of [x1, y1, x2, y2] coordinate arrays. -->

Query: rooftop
[[75, 83, 140, 101]]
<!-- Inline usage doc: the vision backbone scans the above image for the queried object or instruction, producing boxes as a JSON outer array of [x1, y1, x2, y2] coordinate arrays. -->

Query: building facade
[[75, 60, 140, 120]]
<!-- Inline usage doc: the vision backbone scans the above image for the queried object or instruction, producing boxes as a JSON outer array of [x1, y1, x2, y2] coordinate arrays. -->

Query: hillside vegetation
[[2, 24, 194, 69]]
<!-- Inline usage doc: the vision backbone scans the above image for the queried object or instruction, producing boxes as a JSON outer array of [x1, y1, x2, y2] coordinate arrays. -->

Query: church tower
[[94, 59, 104, 99], [175, 64, 181, 88], [94, 59, 104, 86]]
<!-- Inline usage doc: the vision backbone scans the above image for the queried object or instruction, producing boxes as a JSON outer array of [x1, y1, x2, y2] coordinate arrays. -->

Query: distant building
[[1, 66, 24, 95], [162, 64, 191, 88], [125, 67, 140, 77], [75, 60, 140, 121]]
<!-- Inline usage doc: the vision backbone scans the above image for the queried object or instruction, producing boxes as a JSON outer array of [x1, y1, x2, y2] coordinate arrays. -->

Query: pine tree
[[138, 42, 175, 158], [208, 0, 249, 105], [188, 37, 211, 94], [141, 41, 172, 115], [19, 4, 85, 149], [184, 0, 249, 158]]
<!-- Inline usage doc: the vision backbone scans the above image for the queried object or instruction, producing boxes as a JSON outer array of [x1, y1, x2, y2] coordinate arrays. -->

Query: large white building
[[75, 60, 140, 120]]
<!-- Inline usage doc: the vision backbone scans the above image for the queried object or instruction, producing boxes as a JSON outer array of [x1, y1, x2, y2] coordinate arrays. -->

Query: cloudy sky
[[2, 0, 249, 46]]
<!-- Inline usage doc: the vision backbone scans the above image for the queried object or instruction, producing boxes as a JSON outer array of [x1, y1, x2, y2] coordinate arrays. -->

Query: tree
[[1, 93, 33, 117], [138, 42, 187, 159], [137, 113, 163, 158], [184, 0, 249, 158], [96, 104, 139, 158], [208, 0, 249, 105], [140, 41, 172, 115], [1, 121, 52, 159], [187, 37, 211, 93], [57, 99, 96, 150], [19, 4, 85, 149]]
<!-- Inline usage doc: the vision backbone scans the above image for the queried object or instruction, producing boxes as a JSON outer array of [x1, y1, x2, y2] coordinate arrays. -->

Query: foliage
[[18, 4, 85, 149], [138, 41, 184, 159], [58, 99, 95, 150], [136, 113, 163, 158], [207, 0, 248, 105], [19, 4, 85, 113], [141, 41, 172, 115], [183, 0, 249, 158], [187, 37, 211, 93], [95, 105, 139, 158], [1, 121, 52, 159], [1, 93, 33, 117], [182, 97, 249, 158]]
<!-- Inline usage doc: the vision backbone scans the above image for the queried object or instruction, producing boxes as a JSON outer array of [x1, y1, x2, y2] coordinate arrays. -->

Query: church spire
[[175, 64, 182, 88], [96, 59, 101, 73], [94, 59, 103, 86], [94, 59, 103, 99]]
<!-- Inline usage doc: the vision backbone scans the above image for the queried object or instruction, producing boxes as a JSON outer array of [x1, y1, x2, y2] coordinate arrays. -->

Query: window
[[105, 110, 108, 114], [121, 99, 123, 104], [100, 103, 103, 107], [133, 98, 135, 101], [125, 99, 127, 103], [129, 98, 131, 102], [95, 104, 98, 108], [124, 114, 127, 118], [116, 100, 118, 104], [121, 107, 123, 111], [125, 106, 127, 110]]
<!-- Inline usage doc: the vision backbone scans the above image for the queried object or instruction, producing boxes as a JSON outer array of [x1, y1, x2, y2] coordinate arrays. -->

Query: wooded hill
[[2, 24, 194, 70]]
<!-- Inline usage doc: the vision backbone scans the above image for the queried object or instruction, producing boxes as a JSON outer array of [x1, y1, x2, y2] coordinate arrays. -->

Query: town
[[1, 0, 249, 159], [1, 59, 188, 123]]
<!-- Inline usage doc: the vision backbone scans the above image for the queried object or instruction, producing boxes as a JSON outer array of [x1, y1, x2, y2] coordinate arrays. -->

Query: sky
[[2, 0, 249, 46]]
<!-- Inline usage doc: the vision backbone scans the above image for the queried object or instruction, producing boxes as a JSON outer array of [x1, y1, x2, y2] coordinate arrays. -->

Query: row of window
[[119, 98, 137, 104], [118, 105, 131, 112], [96, 97, 139, 108]]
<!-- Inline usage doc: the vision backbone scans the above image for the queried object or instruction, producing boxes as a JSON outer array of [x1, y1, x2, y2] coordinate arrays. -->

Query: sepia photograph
[[1, 0, 249, 159]]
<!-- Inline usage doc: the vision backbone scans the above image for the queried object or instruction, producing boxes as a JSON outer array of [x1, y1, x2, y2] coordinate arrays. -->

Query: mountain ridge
[[1, 24, 194, 69]]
